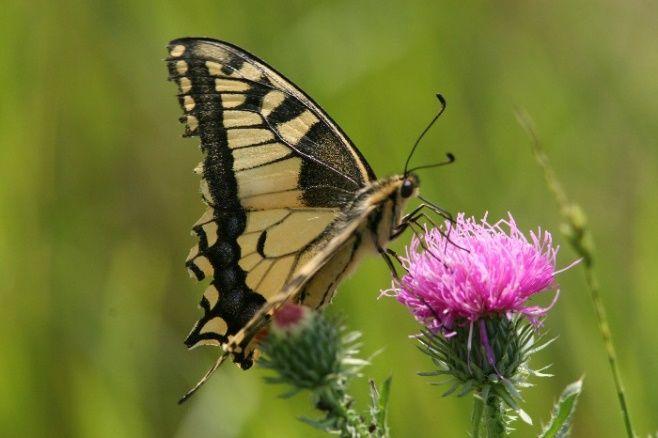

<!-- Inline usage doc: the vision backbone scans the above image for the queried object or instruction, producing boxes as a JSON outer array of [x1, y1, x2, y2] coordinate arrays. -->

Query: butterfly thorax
[[355, 175, 416, 248], [301, 174, 418, 287]]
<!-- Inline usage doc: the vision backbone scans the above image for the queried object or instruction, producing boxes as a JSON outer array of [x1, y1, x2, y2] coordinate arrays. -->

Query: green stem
[[583, 266, 635, 438], [471, 394, 485, 438], [472, 390, 506, 437], [483, 393, 506, 437], [516, 110, 636, 438], [317, 385, 369, 437]]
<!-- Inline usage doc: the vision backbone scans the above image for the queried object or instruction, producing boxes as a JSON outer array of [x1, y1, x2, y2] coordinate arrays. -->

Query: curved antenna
[[403, 93, 447, 177], [407, 152, 455, 173]]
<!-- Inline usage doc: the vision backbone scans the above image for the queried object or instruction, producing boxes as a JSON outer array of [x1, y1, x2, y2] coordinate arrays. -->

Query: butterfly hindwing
[[225, 202, 377, 360], [166, 38, 377, 366]]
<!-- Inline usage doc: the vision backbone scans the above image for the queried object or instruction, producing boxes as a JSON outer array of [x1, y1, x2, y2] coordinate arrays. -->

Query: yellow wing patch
[[166, 37, 383, 404]]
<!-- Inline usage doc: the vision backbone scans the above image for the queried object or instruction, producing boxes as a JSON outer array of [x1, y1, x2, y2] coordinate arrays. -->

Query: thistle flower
[[259, 303, 391, 437], [391, 213, 565, 334], [271, 301, 314, 336], [386, 213, 575, 434]]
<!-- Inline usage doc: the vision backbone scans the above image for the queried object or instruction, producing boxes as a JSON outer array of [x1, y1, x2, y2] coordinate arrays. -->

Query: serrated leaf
[[495, 386, 520, 411], [457, 379, 476, 397], [518, 408, 533, 425], [539, 378, 584, 438], [441, 381, 461, 397], [298, 416, 336, 432], [278, 387, 303, 399], [369, 377, 392, 437], [524, 336, 557, 356], [342, 358, 370, 367], [502, 377, 524, 402], [342, 331, 362, 344], [418, 370, 449, 377]]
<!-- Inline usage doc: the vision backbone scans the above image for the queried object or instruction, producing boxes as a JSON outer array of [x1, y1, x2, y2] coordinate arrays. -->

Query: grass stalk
[[515, 110, 636, 438]]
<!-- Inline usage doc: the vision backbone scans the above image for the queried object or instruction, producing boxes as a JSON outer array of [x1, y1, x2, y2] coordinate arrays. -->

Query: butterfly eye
[[400, 179, 415, 198]]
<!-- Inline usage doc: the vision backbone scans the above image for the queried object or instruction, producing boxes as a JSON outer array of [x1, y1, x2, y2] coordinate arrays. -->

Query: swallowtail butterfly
[[165, 37, 451, 402]]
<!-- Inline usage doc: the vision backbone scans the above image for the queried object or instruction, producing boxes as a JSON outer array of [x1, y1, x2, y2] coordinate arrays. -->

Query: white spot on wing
[[170, 44, 186, 57], [261, 90, 286, 117], [189, 255, 213, 278], [203, 285, 220, 308], [183, 95, 195, 112], [185, 115, 198, 132], [176, 60, 188, 75], [237, 63, 262, 81], [277, 110, 319, 145], [202, 221, 219, 247], [220, 93, 246, 109], [222, 110, 262, 128], [227, 128, 274, 148], [216, 79, 250, 92], [200, 317, 228, 336], [206, 60, 222, 76], [179, 77, 192, 93]]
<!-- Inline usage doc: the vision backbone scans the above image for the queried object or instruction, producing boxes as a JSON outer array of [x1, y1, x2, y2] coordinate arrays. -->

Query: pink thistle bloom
[[271, 302, 313, 336], [390, 213, 571, 334]]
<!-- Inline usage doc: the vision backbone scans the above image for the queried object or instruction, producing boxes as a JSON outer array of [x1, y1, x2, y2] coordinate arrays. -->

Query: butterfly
[[165, 37, 452, 402]]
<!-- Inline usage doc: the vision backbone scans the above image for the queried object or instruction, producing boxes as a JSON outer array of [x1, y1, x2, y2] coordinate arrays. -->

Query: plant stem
[[472, 390, 505, 437], [317, 385, 368, 437], [516, 110, 636, 438], [582, 266, 635, 438], [483, 393, 506, 437], [471, 394, 485, 438]]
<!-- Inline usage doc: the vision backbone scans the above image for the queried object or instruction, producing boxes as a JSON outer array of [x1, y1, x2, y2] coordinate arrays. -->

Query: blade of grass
[[516, 109, 636, 438]]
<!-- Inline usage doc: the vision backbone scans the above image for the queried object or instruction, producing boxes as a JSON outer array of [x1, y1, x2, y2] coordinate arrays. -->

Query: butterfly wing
[[228, 202, 377, 350], [178, 202, 377, 404], [166, 38, 376, 366]]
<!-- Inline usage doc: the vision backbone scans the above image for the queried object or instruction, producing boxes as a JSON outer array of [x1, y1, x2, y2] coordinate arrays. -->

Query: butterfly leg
[[393, 203, 442, 239], [385, 248, 405, 267], [417, 196, 455, 223], [377, 244, 401, 280], [398, 206, 467, 254]]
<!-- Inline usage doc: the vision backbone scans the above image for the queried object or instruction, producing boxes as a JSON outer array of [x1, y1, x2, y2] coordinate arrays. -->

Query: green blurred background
[[2, 1, 657, 436]]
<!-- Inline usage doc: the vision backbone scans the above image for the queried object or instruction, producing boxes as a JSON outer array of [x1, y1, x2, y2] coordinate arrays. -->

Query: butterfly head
[[400, 173, 420, 199]]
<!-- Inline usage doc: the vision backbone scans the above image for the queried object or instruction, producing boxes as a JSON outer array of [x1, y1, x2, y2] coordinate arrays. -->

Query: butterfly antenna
[[178, 350, 229, 404], [407, 152, 455, 173], [403, 93, 447, 177]]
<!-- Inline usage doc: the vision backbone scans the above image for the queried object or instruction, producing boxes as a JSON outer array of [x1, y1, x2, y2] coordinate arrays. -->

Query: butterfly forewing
[[166, 38, 377, 366]]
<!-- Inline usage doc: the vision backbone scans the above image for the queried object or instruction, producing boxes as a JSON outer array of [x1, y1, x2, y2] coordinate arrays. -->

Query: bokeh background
[[2, 1, 657, 436]]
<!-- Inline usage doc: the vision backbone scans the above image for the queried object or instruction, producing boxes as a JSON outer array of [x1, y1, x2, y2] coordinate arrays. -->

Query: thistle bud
[[260, 303, 366, 391]]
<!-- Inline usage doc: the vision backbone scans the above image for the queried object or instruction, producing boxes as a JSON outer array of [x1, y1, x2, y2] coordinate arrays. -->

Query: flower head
[[271, 302, 313, 336], [261, 304, 366, 391], [391, 213, 566, 334]]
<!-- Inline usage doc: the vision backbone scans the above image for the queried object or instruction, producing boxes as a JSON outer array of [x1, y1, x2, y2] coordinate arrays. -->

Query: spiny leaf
[[539, 378, 584, 438], [523, 336, 558, 356], [441, 381, 461, 397], [369, 377, 392, 437]]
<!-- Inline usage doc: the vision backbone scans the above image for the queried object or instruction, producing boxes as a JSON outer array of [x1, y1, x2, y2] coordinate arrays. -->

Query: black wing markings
[[167, 38, 378, 373], [167, 38, 376, 186]]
